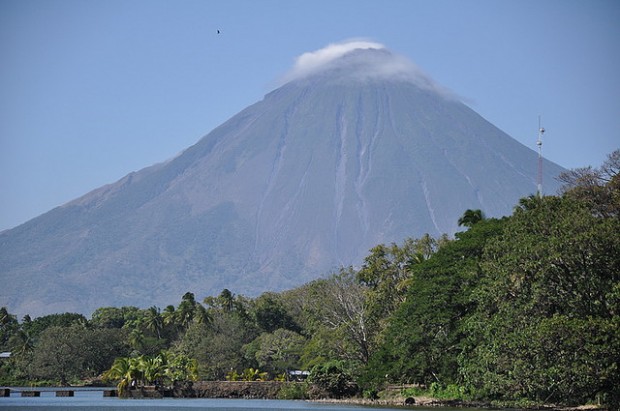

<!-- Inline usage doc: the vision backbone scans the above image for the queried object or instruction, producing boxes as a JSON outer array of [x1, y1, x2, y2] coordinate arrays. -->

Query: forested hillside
[[1, 150, 618, 408]]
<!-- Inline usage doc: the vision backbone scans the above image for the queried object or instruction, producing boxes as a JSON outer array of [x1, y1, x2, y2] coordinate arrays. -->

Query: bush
[[363, 388, 378, 399], [429, 382, 472, 400], [277, 382, 308, 399], [307, 361, 358, 398]]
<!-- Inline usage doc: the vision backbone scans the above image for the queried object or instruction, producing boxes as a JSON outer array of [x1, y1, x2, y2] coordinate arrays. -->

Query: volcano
[[0, 42, 565, 317]]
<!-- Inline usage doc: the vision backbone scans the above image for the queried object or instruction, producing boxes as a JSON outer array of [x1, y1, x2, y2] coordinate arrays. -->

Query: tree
[[249, 328, 306, 376], [175, 305, 257, 380], [104, 351, 197, 395], [252, 292, 300, 333], [176, 292, 197, 329], [161, 304, 178, 338], [357, 235, 444, 348], [365, 218, 505, 387], [457, 209, 485, 228], [225, 367, 268, 382], [483, 195, 619, 318], [30, 325, 84, 385], [103, 357, 134, 396], [128, 329, 146, 353], [28, 324, 128, 385], [90, 307, 131, 328], [143, 306, 163, 339], [308, 361, 358, 398], [163, 351, 197, 383], [158, 293, 210, 342], [80, 327, 128, 377], [461, 194, 620, 406], [203, 289, 251, 315], [218, 289, 234, 312], [559, 148, 620, 217], [193, 304, 212, 325], [139, 354, 165, 385], [0, 307, 18, 350], [7, 328, 33, 357], [23, 312, 87, 340], [311, 268, 371, 365]]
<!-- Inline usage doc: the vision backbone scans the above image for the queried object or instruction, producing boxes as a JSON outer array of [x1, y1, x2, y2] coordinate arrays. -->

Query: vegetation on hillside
[[1, 150, 618, 408]]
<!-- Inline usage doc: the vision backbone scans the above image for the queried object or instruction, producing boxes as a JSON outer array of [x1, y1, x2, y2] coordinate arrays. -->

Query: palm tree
[[103, 357, 134, 396], [176, 293, 197, 329], [242, 367, 268, 381], [128, 356, 145, 386], [219, 289, 235, 312], [105, 351, 198, 394], [9, 329, 33, 356], [139, 355, 165, 385], [143, 306, 163, 339], [458, 209, 485, 227], [193, 304, 212, 325], [128, 329, 145, 353], [162, 305, 176, 326]]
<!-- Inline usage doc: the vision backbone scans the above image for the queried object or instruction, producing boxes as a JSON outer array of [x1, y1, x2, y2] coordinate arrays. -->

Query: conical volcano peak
[[0, 37, 567, 317], [280, 39, 450, 95]]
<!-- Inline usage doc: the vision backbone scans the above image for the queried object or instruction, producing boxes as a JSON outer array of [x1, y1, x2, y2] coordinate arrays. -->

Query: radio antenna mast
[[536, 116, 545, 198]]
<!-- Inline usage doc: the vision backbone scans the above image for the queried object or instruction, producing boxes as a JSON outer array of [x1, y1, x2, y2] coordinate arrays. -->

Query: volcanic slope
[[0, 45, 565, 317]]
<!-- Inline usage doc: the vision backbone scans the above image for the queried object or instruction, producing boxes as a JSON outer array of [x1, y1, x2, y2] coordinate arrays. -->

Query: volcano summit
[[0, 41, 565, 317]]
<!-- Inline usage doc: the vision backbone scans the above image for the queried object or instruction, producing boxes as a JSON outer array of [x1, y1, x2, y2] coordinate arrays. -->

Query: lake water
[[0, 388, 448, 411], [0, 396, 409, 410]]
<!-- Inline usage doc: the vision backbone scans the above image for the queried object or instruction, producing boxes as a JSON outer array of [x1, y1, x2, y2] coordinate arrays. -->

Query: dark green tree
[[457, 209, 485, 227], [23, 312, 87, 340], [0, 307, 18, 350], [79, 327, 128, 377], [91, 307, 129, 329], [365, 218, 505, 386], [142, 306, 163, 339], [252, 292, 300, 333], [31, 325, 85, 385], [308, 360, 358, 398], [175, 293, 257, 380], [176, 292, 198, 329], [249, 328, 305, 376], [461, 194, 620, 406], [357, 236, 445, 359]]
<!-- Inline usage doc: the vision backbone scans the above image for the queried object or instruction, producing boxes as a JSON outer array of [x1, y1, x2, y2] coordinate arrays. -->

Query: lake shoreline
[[4, 382, 608, 410], [312, 396, 607, 410]]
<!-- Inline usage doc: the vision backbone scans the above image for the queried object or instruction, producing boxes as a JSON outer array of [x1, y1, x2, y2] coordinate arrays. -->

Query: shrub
[[277, 382, 308, 399]]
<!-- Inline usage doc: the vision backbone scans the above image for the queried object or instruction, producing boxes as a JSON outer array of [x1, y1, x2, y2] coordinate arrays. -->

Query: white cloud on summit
[[290, 40, 385, 79], [278, 39, 455, 98]]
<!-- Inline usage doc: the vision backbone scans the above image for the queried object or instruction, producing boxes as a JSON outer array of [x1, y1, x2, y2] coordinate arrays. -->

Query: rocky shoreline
[[312, 396, 503, 409], [106, 380, 609, 410], [314, 397, 607, 410]]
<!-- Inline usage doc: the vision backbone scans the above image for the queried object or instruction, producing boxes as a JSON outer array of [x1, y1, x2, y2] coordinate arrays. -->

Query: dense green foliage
[[1, 151, 618, 408], [103, 351, 197, 395], [364, 217, 506, 386], [460, 194, 620, 406]]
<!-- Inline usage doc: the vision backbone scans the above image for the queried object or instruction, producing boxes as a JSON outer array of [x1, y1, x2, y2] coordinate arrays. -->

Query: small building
[[0, 352, 11, 359], [287, 370, 310, 381]]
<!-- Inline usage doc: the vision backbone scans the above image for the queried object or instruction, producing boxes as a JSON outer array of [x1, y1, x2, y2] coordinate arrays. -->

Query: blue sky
[[1, 0, 618, 231]]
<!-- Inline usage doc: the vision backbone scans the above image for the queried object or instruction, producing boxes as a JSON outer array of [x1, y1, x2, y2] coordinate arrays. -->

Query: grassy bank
[[341, 384, 610, 410]]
